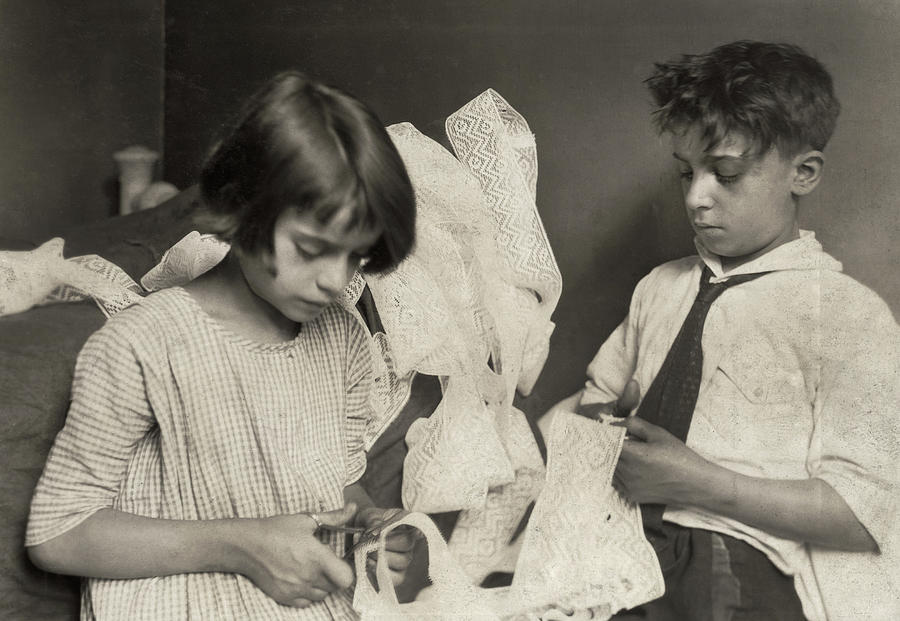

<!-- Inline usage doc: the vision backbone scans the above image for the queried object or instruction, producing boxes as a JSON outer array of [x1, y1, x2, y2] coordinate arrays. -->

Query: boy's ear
[[790, 150, 825, 196]]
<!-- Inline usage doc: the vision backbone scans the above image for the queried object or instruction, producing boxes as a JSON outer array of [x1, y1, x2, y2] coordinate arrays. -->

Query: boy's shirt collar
[[695, 230, 843, 280]]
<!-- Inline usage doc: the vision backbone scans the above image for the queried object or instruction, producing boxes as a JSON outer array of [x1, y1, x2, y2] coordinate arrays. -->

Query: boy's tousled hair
[[646, 41, 840, 157], [197, 71, 415, 274]]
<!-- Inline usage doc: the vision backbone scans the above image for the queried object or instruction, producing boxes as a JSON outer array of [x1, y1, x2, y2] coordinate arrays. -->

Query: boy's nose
[[684, 175, 714, 211]]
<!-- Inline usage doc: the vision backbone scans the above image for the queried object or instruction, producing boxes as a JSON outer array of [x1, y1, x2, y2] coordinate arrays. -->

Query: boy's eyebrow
[[672, 152, 748, 164]]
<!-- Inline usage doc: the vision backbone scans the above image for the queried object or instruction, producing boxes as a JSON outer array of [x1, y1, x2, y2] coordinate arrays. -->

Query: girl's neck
[[187, 252, 301, 344]]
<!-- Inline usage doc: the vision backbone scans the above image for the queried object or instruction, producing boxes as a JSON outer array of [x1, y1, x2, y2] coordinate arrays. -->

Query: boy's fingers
[[621, 416, 653, 440], [615, 380, 642, 416], [575, 400, 615, 420], [580, 379, 642, 420]]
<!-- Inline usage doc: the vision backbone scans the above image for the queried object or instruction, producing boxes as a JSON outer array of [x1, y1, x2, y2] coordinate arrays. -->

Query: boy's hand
[[240, 504, 357, 608], [576, 379, 641, 420], [611, 417, 712, 505], [355, 507, 417, 588]]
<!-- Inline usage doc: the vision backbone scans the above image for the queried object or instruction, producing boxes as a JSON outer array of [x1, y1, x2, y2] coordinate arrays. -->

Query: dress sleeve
[[344, 318, 373, 486], [26, 322, 156, 547], [806, 289, 900, 549]]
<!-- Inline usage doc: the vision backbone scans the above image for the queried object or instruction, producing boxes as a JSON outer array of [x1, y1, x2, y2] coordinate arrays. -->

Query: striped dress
[[27, 287, 372, 620]]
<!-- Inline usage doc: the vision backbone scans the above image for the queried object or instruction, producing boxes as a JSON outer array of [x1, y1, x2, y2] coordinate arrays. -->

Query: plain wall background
[[163, 0, 900, 419], [0, 0, 163, 243]]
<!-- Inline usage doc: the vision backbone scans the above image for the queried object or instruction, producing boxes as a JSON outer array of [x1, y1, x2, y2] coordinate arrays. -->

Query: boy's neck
[[719, 224, 801, 273]]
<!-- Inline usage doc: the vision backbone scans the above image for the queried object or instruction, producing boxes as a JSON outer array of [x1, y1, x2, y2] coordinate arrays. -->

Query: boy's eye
[[715, 172, 740, 185], [679, 170, 693, 181]]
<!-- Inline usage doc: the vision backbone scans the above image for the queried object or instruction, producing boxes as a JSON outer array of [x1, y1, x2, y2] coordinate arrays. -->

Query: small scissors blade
[[341, 511, 411, 559], [317, 523, 367, 535]]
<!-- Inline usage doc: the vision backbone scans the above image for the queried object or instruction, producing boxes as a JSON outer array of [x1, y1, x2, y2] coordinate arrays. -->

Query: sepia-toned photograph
[[2, 1, 898, 619]]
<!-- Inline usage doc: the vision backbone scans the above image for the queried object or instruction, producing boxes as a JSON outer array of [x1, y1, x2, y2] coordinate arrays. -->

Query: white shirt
[[582, 231, 900, 621]]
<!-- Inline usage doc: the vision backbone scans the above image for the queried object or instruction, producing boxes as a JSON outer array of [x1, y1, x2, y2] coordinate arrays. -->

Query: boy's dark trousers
[[611, 522, 806, 621]]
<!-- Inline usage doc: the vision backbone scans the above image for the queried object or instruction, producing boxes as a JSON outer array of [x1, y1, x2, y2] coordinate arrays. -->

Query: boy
[[545, 41, 900, 620]]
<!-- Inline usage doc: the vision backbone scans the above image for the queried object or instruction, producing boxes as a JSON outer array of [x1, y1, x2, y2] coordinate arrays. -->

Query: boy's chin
[[715, 246, 773, 270]]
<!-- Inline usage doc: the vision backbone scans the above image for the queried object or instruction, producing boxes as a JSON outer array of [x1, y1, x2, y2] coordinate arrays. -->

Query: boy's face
[[671, 126, 801, 270]]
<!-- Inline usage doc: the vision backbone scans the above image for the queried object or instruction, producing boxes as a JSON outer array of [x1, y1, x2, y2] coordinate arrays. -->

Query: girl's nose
[[317, 254, 356, 295]]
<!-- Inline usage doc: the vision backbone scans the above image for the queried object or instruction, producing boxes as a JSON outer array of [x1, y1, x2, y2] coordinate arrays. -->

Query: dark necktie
[[636, 266, 769, 548]]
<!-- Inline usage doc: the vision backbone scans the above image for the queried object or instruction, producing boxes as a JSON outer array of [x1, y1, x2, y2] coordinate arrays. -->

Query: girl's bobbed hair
[[196, 71, 415, 274]]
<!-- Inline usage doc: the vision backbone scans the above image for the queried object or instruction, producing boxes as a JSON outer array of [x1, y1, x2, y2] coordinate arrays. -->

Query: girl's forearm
[[684, 464, 877, 552], [28, 508, 253, 579]]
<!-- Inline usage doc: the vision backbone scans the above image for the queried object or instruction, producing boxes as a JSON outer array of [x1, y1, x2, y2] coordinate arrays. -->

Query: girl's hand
[[355, 507, 417, 587], [611, 417, 713, 505], [238, 504, 358, 608]]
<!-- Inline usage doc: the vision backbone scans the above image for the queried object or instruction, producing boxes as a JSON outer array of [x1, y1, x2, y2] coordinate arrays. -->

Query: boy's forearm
[[28, 508, 253, 579], [683, 463, 877, 552]]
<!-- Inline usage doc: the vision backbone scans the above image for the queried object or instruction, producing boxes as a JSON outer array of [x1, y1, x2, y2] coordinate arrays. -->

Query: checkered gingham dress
[[27, 287, 372, 620]]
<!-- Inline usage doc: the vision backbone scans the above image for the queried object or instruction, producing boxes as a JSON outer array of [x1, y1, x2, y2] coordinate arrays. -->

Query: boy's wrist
[[676, 456, 735, 511]]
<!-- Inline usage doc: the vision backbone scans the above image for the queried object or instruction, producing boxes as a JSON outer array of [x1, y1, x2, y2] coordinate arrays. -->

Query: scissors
[[343, 512, 412, 560], [309, 510, 411, 559]]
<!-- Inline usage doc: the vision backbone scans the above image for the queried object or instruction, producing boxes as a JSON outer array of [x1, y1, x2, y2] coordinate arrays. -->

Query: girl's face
[[239, 205, 381, 324]]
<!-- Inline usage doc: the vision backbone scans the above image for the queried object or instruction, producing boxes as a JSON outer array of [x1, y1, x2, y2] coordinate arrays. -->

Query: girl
[[26, 72, 417, 620]]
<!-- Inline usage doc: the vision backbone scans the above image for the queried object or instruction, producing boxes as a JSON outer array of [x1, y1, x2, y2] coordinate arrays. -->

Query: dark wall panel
[[164, 0, 900, 417], [0, 1, 164, 243]]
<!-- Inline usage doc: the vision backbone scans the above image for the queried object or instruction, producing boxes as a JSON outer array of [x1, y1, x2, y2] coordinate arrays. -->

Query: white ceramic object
[[113, 145, 159, 215]]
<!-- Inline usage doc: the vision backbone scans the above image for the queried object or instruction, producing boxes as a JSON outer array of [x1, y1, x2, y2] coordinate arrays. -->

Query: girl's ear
[[791, 150, 825, 196]]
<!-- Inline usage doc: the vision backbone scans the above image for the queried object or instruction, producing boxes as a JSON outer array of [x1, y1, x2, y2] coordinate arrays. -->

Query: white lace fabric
[[352, 412, 664, 620], [140, 230, 229, 292], [0, 237, 143, 318]]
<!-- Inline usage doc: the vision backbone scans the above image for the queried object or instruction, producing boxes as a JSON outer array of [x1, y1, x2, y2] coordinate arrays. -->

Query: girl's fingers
[[383, 535, 416, 554], [385, 552, 411, 572], [302, 586, 331, 602], [288, 597, 312, 609], [317, 549, 355, 591]]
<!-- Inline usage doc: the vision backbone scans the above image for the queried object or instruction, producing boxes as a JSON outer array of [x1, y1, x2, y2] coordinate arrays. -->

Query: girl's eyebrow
[[294, 230, 375, 255], [293, 232, 328, 247]]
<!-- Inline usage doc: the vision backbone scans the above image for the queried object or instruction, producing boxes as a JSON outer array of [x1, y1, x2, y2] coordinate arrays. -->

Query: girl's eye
[[679, 170, 693, 181], [296, 245, 321, 260]]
